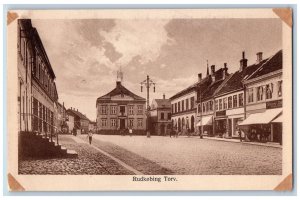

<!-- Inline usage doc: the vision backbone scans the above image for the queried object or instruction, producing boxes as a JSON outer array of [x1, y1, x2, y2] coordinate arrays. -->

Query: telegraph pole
[[140, 75, 156, 138]]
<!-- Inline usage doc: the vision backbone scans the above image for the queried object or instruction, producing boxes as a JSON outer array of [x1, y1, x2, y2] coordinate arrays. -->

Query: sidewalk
[[202, 136, 282, 148]]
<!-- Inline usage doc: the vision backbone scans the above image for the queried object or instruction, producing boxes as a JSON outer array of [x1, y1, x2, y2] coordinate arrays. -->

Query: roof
[[97, 82, 145, 103], [153, 99, 171, 108], [216, 58, 269, 97], [67, 109, 90, 121], [201, 79, 227, 101], [170, 67, 226, 100], [246, 50, 282, 81]]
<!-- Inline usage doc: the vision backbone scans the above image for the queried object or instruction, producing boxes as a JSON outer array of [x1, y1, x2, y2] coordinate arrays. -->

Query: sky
[[32, 18, 282, 121]]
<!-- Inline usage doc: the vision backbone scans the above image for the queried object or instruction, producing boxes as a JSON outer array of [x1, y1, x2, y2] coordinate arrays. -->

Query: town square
[[17, 16, 283, 175]]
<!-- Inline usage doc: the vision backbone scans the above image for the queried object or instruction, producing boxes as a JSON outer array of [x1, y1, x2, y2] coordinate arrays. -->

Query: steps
[[19, 131, 78, 159]]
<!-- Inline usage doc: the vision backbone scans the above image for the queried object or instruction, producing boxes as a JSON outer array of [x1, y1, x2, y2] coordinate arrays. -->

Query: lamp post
[[140, 75, 156, 138]]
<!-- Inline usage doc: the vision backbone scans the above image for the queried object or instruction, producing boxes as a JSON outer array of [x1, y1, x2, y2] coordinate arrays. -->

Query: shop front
[[196, 115, 213, 136]]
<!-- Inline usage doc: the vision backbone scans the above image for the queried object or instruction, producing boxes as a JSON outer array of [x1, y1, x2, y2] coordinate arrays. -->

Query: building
[[89, 121, 97, 132], [214, 52, 268, 138], [66, 108, 90, 134], [196, 64, 230, 136], [170, 71, 212, 135], [96, 75, 147, 135], [150, 94, 172, 136], [66, 114, 74, 134], [18, 19, 58, 137], [54, 102, 68, 134], [240, 50, 283, 144]]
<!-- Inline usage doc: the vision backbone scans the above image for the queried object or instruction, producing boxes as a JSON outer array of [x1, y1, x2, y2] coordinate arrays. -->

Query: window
[[209, 100, 213, 111], [202, 103, 206, 113], [278, 81, 282, 97], [223, 97, 227, 109], [182, 100, 184, 111], [129, 119, 134, 127], [172, 104, 174, 114], [177, 102, 180, 112], [215, 100, 218, 111], [120, 106, 125, 115], [175, 103, 177, 113], [266, 83, 273, 99], [239, 93, 244, 107], [100, 105, 107, 115], [248, 88, 254, 103], [138, 119, 143, 127], [219, 99, 223, 110], [110, 106, 117, 114], [111, 119, 117, 127], [161, 112, 165, 120], [198, 104, 202, 113], [101, 119, 107, 127], [191, 97, 195, 109], [186, 99, 189, 110], [129, 105, 134, 115], [233, 95, 237, 108], [137, 105, 143, 114], [228, 96, 232, 109], [167, 113, 171, 120], [257, 86, 263, 101]]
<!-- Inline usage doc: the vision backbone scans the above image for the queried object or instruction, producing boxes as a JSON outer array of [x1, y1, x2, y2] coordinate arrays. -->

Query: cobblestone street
[[82, 134, 282, 175], [18, 135, 134, 175], [19, 134, 282, 175]]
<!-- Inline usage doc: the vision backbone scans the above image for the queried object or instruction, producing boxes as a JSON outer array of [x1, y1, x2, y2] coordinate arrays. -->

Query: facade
[[96, 80, 147, 135], [150, 94, 172, 136], [18, 19, 58, 137], [196, 64, 230, 136], [67, 108, 90, 134], [54, 102, 68, 134], [240, 50, 283, 144], [214, 52, 268, 138], [66, 114, 75, 134], [89, 121, 97, 132]]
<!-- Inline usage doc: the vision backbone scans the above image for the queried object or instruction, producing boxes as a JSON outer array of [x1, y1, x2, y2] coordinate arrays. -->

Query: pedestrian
[[87, 129, 93, 145], [129, 127, 133, 137], [238, 127, 242, 142]]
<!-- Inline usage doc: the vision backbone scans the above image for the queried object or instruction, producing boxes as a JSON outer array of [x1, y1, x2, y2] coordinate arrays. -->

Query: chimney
[[223, 63, 228, 80], [163, 94, 166, 99], [116, 81, 121, 87], [198, 73, 202, 82], [240, 51, 248, 72], [256, 52, 263, 63], [211, 65, 216, 82]]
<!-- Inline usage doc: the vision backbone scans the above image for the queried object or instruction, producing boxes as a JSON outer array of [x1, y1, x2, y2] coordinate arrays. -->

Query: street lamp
[[140, 75, 156, 138]]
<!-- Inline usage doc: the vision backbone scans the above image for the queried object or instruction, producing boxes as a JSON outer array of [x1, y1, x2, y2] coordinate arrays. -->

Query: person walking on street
[[87, 129, 93, 145], [238, 127, 242, 142], [129, 127, 133, 137]]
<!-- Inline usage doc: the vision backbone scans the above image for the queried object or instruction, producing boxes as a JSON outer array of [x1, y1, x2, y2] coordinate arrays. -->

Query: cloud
[[101, 19, 174, 66]]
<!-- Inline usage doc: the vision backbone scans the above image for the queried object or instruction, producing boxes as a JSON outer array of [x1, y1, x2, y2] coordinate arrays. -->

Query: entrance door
[[228, 119, 232, 137], [120, 119, 125, 129]]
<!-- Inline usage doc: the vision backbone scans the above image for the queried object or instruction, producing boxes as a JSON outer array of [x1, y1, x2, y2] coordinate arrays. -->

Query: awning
[[239, 108, 282, 126], [196, 116, 212, 126], [272, 114, 282, 123]]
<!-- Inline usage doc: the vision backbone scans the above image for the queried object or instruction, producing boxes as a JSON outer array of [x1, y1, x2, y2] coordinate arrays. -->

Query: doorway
[[120, 119, 125, 129]]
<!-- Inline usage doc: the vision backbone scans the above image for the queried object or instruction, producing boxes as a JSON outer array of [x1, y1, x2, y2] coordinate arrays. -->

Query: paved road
[[81, 134, 282, 175]]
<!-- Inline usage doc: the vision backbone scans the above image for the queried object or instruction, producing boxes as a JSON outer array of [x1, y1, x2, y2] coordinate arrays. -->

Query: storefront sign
[[266, 99, 282, 109], [216, 110, 226, 117]]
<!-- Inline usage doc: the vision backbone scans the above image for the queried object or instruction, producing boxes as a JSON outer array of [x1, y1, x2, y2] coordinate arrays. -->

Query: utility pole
[[140, 75, 156, 138]]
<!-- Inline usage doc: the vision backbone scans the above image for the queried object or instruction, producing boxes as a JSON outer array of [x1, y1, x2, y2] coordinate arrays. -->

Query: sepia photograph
[[6, 8, 293, 191]]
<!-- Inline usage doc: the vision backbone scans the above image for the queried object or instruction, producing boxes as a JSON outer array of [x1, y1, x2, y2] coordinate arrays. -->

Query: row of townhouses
[[170, 50, 283, 144]]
